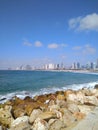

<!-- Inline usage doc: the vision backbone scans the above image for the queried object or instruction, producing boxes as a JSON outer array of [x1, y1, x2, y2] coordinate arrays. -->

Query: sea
[[0, 70, 98, 103]]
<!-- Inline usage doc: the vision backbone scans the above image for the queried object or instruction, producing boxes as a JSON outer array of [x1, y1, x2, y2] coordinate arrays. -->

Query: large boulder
[[38, 111, 56, 121], [0, 105, 14, 128], [60, 108, 76, 127], [84, 96, 98, 106], [32, 118, 49, 130], [67, 103, 80, 114], [78, 105, 94, 115], [29, 109, 42, 123], [49, 119, 65, 130], [10, 116, 30, 130], [94, 84, 98, 89]]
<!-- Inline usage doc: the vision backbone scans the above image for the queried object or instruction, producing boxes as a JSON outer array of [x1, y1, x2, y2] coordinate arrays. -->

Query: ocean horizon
[[0, 70, 98, 103]]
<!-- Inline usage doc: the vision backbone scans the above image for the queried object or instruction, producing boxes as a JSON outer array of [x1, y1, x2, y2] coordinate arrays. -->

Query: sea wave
[[0, 81, 98, 104]]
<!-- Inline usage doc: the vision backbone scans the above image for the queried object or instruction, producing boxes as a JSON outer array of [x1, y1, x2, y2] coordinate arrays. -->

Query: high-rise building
[[96, 59, 98, 68]]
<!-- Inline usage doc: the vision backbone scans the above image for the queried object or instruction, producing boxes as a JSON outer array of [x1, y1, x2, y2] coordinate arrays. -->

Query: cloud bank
[[69, 13, 98, 31]]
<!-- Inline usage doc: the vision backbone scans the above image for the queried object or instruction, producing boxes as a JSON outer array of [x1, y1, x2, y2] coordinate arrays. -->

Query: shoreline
[[0, 86, 98, 129]]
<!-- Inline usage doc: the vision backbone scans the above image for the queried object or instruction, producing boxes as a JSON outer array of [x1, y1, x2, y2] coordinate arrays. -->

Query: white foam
[[0, 81, 98, 104]]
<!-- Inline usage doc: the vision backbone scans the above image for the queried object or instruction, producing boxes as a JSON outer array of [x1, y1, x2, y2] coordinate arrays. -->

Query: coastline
[[0, 86, 98, 130]]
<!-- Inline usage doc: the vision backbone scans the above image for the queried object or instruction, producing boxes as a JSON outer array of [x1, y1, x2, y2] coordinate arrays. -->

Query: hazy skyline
[[0, 0, 98, 69]]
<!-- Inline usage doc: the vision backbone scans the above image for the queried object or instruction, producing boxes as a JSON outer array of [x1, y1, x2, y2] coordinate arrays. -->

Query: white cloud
[[48, 43, 68, 49], [48, 43, 59, 49], [83, 44, 96, 55], [69, 13, 98, 31], [34, 41, 43, 47], [23, 40, 32, 46], [61, 43, 68, 47], [72, 46, 82, 50]]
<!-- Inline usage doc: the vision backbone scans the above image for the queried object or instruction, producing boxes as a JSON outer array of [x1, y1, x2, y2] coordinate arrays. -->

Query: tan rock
[[82, 88, 92, 96], [48, 104, 60, 112], [29, 109, 42, 123], [38, 111, 56, 121], [32, 118, 49, 130], [78, 105, 94, 115], [84, 96, 98, 106], [10, 116, 30, 130], [61, 108, 76, 127], [49, 119, 66, 130], [67, 103, 80, 114], [73, 112, 85, 120], [0, 105, 14, 128], [57, 94, 65, 100]]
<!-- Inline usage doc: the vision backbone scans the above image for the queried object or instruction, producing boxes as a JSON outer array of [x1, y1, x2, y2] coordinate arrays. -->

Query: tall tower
[[96, 59, 98, 68]]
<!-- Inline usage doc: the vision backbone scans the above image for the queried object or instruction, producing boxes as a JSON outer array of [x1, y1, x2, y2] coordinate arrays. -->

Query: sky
[[0, 0, 98, 69]]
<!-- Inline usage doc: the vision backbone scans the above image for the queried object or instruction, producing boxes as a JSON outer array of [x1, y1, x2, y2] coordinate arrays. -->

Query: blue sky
[[0, 0, 98, 69]]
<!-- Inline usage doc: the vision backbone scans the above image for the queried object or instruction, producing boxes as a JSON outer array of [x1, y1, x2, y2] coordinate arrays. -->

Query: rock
[[48, 104, 60, 112], [78, 105, 94, 115], [38, 111, 56, 121], [0, 105, 14, 128], [84, 96, 98, 106], [0, 126, 2, 130], [12, 107, 26, 118], [61, 108, 76, 127], [32, 118, 49, 130], [94, 84, 98, 89], [56, 99, 67, 108], [49, 119, 66, 130], [29, 109, 42, 123], [10, 116, 30, 130], [82, 88, 93, 96], [67, 103, 80, 114], [57, 94, 65, 100], [73, 112, 85, 120]]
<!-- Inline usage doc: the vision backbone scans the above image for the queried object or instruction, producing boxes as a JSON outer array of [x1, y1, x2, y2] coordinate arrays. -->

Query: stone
[[73, 112, 85, 120], [32, 118, 49, 130], [82, 88, 92, 96], [61, 108, 76, 127], [0, 105, 14, 128], [29, 109, 42, 123], [94, 84, 98, 89], [49, 119, 66, 130], [38, 111, 56, 121], [67, 103, 80, 114], [78, 105, 94, 115], [56, 99, 67, 108], [48, 104, 60, 112], [10, 116, 30, 130], [84, 96, 98, 106]]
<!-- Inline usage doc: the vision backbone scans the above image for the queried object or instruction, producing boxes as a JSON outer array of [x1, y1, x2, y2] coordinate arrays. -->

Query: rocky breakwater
[[0, 86, 98, 130]]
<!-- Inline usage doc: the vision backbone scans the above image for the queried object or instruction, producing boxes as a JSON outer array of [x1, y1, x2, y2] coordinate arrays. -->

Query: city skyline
[[0, 0, 98, 69]]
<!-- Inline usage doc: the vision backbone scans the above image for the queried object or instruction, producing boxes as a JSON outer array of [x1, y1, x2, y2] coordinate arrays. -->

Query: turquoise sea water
[[0, 70, 98, 103]]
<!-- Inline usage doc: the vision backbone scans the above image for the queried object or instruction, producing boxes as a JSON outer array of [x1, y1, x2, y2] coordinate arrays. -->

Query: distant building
[[71, 62, 76, 69], [96, 59, 98, 68], [76, 62, 81, 69]]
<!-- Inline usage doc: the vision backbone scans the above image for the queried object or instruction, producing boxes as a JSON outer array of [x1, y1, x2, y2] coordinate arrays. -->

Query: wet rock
[[82, 88, 93, 96], [10, 116, 30, 130], [94, 84, 98, 89], [32, 118, 49, 130]]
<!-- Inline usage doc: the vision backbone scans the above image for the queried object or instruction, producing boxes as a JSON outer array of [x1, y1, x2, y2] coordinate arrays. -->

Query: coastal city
[[8, 58, 98, 72]]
